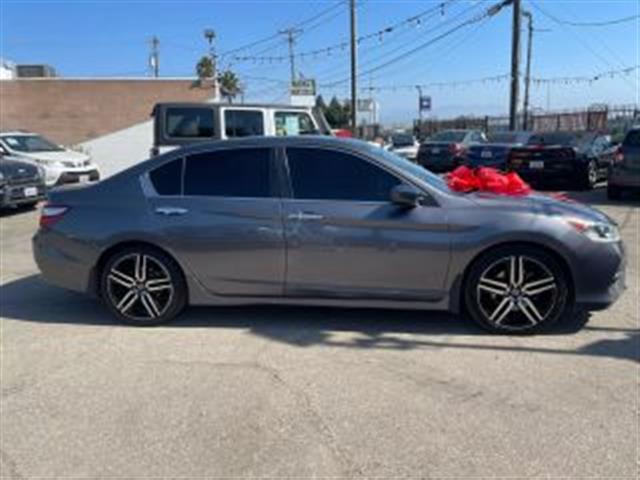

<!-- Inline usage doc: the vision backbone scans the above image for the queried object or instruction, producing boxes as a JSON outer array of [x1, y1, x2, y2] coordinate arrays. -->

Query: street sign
[[290, 79, 316, 96], [357, 99, 374, 112], [419, 95, 431, 112]]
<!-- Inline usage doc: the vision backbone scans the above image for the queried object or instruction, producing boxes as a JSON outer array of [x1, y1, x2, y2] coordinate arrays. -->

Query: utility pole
[[279, 28, 303, 85], [509, 0, 521, 131], [203, 28, 218, 100], [522, 10, 533, 130], [416, 85, 423, 137], [349, 0, 358, 135], [149, 36, 159, 78]]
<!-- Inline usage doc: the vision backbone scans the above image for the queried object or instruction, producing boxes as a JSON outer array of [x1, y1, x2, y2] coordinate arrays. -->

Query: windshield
[[527, 132, 594, 147], [363, 143, 451, 194], [430, 131, 467, 142], [391, 134, 414, 148], [488, 132, 531, 144], [1, 135, 64, 152]]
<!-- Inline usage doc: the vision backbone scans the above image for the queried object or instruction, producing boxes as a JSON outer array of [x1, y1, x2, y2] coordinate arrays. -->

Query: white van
[[151, 102, 332, 156]]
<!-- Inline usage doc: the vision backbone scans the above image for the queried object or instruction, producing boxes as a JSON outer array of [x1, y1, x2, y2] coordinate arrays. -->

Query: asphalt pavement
[[0, 186, 638, 478]]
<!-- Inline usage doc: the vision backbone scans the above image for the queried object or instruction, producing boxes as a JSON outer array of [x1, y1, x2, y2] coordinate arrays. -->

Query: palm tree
[[195, 56, 215, 80], [217, 70, 242, 103]]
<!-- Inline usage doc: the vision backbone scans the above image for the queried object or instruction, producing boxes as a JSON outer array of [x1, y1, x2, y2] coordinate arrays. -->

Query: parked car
[[507, 131, 613, 190], [464, 131, 534, 170], [388, 133, 419, 160], [0, 153, 46, 209], [34, 137, 625, 334], [0, 131, 100, 187], [607, 126, 640, 199], [151, 102, 332, 156], [417, 129, 487, 172]]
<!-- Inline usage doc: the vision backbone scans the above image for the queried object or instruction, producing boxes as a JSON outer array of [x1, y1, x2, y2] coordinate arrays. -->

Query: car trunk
[[465, 144, 511, 168], [508, 145, 577, 174]]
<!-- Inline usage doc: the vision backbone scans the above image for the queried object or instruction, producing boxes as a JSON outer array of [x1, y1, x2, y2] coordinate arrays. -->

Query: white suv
[[0, 131, 100, 187]]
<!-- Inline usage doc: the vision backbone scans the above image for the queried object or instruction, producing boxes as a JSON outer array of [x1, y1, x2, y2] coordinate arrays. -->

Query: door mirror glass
[[390, 184, 424, 208]]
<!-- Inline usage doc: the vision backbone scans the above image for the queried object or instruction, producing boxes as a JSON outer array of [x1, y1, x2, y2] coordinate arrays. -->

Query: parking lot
[[0, 187, 638, 478]]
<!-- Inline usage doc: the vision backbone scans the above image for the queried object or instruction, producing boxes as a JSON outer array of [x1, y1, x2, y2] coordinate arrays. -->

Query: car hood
[[467, 191, 612, 224], [0, 156, 40, 177], [15, 150, 90, 164]]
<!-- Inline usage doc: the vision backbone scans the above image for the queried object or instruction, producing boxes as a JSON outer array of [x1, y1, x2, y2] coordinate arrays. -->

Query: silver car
[[33, 137, 625, 334]]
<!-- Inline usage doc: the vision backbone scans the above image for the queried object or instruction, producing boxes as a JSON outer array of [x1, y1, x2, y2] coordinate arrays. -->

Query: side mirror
[[390, 184, 424, 208]]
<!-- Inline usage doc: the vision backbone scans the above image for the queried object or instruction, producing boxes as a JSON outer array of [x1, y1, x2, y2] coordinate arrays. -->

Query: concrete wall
[[0, 78, 213, 145]]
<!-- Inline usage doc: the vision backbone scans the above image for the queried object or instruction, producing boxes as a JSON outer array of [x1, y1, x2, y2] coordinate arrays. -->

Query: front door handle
[[288, 212, 324, 221], [155, 206, 188, 216]]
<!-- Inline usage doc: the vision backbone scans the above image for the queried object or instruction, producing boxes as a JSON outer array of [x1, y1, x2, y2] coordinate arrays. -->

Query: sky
[[1, 0, 638, 124]]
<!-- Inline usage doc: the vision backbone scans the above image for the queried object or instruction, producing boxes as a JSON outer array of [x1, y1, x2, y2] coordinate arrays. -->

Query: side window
[[275, 112, 317, 136], [149, 158, 183, 196], [184, 148, 271, 198], [224, 110, 264, 138], [165, 107, 214, 138], [286, 148, 401, 201], [624, 130, 640, 147]]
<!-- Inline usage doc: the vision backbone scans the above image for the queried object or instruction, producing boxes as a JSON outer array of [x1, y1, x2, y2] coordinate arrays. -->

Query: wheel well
[[91, 241, 188, 297], [458, 241, 575, 311]]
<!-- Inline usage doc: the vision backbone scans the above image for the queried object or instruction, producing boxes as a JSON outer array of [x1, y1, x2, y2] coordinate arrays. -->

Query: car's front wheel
[[464, 246, 570, 334], [100, 246, 187, 325]]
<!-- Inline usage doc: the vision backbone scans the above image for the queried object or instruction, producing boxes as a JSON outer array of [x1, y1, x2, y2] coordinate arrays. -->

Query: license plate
[[431, 147, 440, 154], [529, 161, 544, 169], [481, 150, 493, 159], [23, 186, 38, 197], [79, 174, 90, 183]]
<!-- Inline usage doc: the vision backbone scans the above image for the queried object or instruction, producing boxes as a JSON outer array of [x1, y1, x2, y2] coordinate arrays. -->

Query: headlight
[[37, 166, 46, 180], [567, 218, 620, 242]]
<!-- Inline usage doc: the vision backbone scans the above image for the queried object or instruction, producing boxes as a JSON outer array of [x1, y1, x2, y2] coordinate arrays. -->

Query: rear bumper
[[32, 229, 95, 293], [512, 163, 581, 183], [417, 154, 460, 173], [0, 181, 46, 208], [608, 166, 640, 188]]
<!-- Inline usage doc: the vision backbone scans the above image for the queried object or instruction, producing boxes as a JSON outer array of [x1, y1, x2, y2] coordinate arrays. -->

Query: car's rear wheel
[[607, 183, 623, 200], [464, 246, 570, 334], [579, 160, 598, 190], [100, 246, 187, 326]]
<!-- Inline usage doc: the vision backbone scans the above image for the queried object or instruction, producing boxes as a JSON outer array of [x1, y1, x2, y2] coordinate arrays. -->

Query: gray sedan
[[33, 137, 625, 334]]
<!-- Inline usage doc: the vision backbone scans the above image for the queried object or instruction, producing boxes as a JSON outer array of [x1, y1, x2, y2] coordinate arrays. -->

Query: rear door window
[[149, 158, 183, 196], [184, 148, 272, 198], [165, 107, 214, 138], [275, 112, 317, 136], [224, 110, 264, 138]]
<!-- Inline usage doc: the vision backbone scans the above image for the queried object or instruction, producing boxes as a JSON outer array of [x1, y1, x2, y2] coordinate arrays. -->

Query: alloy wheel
[[588, 161, 598, 186], [476, 255, 558, 331], [106, 253, 174, 321]]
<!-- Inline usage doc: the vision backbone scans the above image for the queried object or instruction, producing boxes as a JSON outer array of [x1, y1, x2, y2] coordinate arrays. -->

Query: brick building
[[0, 78, 213, 145]]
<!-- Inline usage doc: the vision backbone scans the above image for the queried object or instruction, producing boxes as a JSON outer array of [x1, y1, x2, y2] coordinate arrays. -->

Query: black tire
[[464, 245, 571, 334], [578, 160, 598, 190], [100, 246, 187, 326], [607, 183, 623, 200]]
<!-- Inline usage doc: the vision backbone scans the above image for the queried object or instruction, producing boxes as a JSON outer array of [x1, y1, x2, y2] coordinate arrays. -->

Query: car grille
[[8, 173, 40, 186]]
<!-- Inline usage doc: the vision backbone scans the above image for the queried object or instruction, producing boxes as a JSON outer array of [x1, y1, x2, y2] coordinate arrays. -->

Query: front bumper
[[53, 168, 100, 187], [0, 181, 46, 208], [573, 240, 626, 311]]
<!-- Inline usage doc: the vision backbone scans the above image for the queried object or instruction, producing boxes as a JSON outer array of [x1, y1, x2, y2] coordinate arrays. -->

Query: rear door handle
[[287, 212, 324, 221], [155, 207, 188, 216]]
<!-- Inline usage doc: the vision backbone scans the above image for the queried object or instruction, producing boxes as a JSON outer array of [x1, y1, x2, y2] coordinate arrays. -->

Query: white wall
[[79, 120, 153, 178]]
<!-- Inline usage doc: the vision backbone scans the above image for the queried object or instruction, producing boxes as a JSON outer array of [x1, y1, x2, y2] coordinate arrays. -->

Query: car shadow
[[3, 274, 636, 364], [0, 203, 40, 218]]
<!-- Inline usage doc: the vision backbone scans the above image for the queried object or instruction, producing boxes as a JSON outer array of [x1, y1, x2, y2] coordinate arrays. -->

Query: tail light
[[40, 204, 69, 228], [449, 143, 466, 156], [613, 146, 624, 165]]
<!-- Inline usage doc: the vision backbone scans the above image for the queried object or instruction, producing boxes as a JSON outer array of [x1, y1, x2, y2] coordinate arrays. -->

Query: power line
[[357, 73, 511, 92], [531, 65, 639, 86], [322, 0, 512, 88], [531, 8, 639, 27]]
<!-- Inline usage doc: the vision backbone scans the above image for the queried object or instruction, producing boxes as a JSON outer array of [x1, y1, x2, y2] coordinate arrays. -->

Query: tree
[[217, 70, 242, 103], [325, 96, 348, 128], [195, 56, 214, 79], [315, 95, 327, 111]]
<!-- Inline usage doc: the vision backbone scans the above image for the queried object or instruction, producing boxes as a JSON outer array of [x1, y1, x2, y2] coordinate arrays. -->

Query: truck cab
[[151, 102, 332, 156]]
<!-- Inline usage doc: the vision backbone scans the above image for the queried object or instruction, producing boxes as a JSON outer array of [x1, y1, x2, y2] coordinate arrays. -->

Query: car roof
[[161, 135, 372, 156], [0, 131, 38, 136], [153, 102, 313, 110]]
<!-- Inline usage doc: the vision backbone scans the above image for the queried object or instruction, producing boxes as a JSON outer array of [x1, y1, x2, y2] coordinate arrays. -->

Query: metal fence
[[414, 104, 640, 141]]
